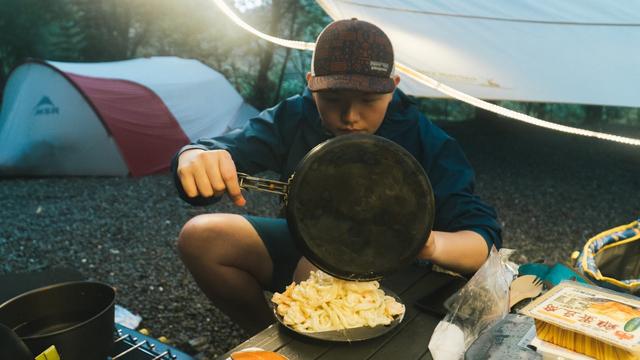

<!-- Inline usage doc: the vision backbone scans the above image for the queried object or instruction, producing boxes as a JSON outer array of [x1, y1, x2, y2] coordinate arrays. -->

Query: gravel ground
[[1, 117, 638, 358]]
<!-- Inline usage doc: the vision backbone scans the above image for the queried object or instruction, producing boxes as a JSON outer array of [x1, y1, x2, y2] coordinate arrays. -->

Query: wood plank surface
[[380, 264, 431, 293], [276, 337, 333, 360], [368, 312, 441, 360], [218, 324, 294, 359], [419, 349, 434, 360]]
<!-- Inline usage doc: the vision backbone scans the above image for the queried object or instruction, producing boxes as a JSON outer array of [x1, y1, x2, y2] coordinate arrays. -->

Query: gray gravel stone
[[1, 118, 638, 358]]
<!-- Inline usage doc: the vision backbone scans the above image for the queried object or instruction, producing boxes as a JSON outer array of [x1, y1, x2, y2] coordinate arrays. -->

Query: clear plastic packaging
[[429, 247, 517, 359]]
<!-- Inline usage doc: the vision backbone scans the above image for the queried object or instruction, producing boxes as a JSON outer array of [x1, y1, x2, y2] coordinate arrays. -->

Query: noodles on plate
[[271, 270, 405, 333]]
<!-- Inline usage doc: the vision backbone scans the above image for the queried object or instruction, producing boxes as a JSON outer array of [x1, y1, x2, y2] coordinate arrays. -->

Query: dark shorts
[[243, 215, 301, 292]]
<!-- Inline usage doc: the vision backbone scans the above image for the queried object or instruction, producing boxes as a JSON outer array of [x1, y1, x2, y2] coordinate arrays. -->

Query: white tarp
[[316, 0, 640, 107]]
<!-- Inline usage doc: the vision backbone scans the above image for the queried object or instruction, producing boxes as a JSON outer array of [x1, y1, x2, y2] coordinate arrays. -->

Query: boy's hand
[[177, 149, 246, 206]]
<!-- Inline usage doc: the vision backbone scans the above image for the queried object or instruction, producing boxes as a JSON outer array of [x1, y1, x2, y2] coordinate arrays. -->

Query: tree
[[0, 0, 82, 99], [251, 0, 282, 109], [584, 105, 603, 128], [216, 0, 330, 108], [71, 0, 153, 60], [276, 0, 330, 100]]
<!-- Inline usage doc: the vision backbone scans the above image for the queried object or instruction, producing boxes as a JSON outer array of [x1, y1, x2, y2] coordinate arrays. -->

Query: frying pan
[[238, 134, 435, 281]]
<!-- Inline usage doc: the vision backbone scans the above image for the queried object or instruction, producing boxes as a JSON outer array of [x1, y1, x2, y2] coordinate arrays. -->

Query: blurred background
[[2, 0, 640, 126]]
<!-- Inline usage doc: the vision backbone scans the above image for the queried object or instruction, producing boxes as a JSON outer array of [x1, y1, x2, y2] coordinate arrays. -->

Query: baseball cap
[[308, 18, 395, 93]]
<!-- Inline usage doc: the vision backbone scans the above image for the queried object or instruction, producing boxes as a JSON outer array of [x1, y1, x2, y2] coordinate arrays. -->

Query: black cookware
[[0, 281, 115, 360], [238, 133, 435, 281]]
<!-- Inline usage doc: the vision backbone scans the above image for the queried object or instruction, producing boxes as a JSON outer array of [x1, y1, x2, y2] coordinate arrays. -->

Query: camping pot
[[0, 323, 33, 360], [0, 281, 116, 360], [238, 133, 435, 281]]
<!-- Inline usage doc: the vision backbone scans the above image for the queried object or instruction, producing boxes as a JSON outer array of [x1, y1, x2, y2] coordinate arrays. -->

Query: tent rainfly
[[0, 56, 257, 176]]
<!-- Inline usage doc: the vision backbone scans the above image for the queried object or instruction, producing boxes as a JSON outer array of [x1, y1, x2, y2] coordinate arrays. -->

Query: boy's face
[[307, 73, 400, 136]]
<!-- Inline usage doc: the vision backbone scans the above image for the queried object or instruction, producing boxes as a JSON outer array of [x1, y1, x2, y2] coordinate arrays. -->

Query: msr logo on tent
[[34, 96, 60, 116]]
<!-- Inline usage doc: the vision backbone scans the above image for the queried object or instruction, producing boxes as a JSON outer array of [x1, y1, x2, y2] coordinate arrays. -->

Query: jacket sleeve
[[171, 106, 289, 206], [425, 131, 503, 251]]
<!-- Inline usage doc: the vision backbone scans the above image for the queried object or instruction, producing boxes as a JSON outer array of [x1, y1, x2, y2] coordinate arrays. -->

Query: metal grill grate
[[111, 324, 193, 360]]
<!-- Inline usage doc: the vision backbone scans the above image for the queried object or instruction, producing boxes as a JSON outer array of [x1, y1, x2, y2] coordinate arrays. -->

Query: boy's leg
[[177, 213, 274, 335]]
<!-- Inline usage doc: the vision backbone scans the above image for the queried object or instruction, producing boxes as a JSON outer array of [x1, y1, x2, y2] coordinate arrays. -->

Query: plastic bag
[[428, 247, 517, 360]]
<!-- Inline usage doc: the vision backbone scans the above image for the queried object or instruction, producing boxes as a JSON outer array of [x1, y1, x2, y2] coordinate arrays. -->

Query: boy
[[172, 19, 501, 334]]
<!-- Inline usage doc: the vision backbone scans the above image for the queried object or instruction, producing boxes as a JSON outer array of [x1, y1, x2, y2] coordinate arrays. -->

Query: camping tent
[[316, 0, 640, 108], [0, 56, 258, 176]]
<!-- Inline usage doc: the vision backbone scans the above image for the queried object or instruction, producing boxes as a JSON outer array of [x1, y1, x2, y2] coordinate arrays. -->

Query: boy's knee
[[177, 214, 226, 257]]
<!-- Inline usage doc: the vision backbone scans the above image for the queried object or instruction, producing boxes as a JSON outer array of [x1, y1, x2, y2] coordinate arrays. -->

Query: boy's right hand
[[177, 149, 246, 206]]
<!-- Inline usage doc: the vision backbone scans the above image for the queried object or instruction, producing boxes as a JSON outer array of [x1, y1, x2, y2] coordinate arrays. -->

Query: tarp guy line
[[210, 0, 640, 146]]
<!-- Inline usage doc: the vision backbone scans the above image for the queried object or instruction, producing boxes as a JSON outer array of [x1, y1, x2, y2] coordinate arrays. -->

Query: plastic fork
[[509, 275, 544, 310]]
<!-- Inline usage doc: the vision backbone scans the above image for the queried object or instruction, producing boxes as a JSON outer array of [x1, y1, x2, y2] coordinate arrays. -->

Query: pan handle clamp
[[237, 173, 291, 203]]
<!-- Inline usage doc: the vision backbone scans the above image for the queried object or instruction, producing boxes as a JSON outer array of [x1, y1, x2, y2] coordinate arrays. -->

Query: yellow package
[[521, 281, 640, 359]]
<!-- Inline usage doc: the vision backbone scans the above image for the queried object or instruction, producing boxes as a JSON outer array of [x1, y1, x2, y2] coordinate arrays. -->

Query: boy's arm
[[418, 121, 502, 274], [418, 230, 488, 274], [172, 105, 290, 206]]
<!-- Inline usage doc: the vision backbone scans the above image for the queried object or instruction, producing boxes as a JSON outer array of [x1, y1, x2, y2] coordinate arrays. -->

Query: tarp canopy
[[316, 0, 640, 107], [0, 56, 257, 176]]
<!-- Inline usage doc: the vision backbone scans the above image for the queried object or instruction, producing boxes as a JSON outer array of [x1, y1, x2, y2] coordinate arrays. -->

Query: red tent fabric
[[67, 73, 190, 176]]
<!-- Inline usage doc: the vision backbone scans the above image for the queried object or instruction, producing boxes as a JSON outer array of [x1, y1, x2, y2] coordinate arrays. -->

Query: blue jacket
[[172, 88, 502, 250]]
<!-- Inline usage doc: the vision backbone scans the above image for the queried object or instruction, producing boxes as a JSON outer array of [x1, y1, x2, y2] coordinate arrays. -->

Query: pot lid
[[287, 134, 435, 280]]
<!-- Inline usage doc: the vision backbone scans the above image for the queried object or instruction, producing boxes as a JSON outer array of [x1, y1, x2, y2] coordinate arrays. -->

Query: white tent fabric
[[48, 57, 251, 140], [0, 63, 127, 175], [0, 57, 258, 176], [316, 0, 640, 108]]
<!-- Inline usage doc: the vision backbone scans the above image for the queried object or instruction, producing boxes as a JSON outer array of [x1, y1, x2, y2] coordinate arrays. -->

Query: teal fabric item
[[518, 263, 551, 279], [518, 262, 589, 287], [545, 263, 589, 286]]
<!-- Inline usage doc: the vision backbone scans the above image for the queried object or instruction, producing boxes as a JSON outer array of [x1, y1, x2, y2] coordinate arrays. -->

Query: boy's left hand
[[418, 232, 437, 260]]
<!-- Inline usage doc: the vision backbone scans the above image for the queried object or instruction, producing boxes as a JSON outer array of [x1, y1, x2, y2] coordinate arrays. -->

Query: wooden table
[[220, 266, 465, 360]]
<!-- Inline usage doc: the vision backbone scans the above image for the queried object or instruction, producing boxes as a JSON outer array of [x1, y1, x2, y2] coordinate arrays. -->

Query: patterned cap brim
[[308, 74, 395, 93]]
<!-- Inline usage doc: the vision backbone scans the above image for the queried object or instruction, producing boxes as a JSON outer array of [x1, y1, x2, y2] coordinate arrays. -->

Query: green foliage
[[0, 0, 75, 76], [0, 0, 637, 130], [413, 97, 475, 122], [413, 98, 640, 128], [230, 0, 330, 109]]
